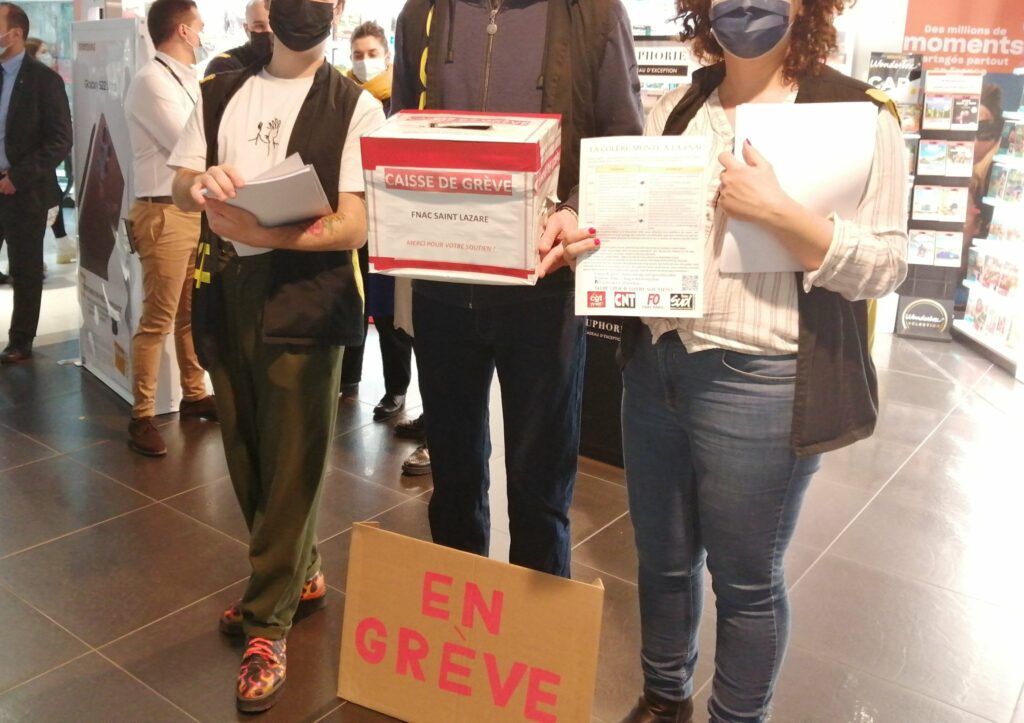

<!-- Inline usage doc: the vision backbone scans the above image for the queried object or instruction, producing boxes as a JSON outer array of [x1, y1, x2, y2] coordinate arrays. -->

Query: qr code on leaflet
[[680, 276, 698, 293]]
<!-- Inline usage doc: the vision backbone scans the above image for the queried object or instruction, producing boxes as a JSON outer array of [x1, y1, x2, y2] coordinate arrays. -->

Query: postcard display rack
[[956, 92, 1024, 381], [895, 68, 985, 341]]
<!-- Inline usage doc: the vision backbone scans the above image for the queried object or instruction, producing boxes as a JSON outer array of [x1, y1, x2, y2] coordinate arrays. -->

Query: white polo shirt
[[124, 51, 199, 198]]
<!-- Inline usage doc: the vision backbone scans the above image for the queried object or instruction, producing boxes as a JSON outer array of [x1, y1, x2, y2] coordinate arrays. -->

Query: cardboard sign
[[339, 524, 604, 722], [361, 110, 562, 286]]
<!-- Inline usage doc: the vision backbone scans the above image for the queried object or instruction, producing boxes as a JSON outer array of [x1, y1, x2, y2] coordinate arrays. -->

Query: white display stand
[[71, 19, 186, 412]]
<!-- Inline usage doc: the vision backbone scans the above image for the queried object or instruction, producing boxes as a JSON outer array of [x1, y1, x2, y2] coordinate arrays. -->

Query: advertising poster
[[72, 20, 180, 411], [904, 0, 1024, 70]]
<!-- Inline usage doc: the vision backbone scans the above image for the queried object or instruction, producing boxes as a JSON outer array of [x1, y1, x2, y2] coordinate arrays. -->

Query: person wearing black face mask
[[204, 0, 273, 75], [170, 0, 384, 712], [566, 0, 907, 721]]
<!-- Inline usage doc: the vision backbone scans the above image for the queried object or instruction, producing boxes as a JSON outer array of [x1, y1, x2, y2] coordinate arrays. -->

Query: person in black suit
[[0, 2, 72, 363]]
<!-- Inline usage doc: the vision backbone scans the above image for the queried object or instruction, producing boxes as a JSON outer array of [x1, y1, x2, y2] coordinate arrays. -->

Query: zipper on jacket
[[480, 0, 504, 111]]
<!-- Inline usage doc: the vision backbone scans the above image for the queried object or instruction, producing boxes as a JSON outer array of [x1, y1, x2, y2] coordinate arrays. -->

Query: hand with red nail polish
[[536, 215, 602, 278]]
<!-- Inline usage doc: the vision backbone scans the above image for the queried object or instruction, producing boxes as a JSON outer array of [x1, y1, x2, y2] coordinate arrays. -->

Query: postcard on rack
[[574, 136, 710, 318], [720, 101, 876, 273]]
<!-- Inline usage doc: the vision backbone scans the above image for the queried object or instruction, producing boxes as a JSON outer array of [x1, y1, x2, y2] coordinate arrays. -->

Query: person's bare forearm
[[173, 169, 204, 212], [250, 209, 367, 251]]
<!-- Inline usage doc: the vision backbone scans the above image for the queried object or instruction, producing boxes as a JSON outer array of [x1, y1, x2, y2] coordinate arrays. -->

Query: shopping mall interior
[[2, 0, 1024, 719], [0, 215, 1022, 722]]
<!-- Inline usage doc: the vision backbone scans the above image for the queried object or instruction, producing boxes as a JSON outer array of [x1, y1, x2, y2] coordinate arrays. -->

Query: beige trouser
[[129, 200, 206, 418]]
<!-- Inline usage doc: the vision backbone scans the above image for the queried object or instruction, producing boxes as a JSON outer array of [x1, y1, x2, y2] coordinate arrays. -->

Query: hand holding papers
[[720, 102, 876, 273], [204, 154, 332, 228], [574, 136, 710, 317]]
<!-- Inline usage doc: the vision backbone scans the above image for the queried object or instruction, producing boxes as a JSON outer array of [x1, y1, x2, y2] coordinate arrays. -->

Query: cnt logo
[[614, 291, 636, 309], [587, 291, 606, 308]]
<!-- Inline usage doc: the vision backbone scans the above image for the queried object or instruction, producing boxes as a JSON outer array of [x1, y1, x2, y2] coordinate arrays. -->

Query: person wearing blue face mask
[[556, 0, 909, 721]]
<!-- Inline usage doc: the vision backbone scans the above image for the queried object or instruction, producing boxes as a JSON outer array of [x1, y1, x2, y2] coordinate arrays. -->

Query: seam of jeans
[[719, 350, 797, 384], [763, 463, 801, 716]]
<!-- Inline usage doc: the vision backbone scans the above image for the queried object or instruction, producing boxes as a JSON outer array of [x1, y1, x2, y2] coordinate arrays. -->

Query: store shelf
[[953, 319, 1018, 368], [983, 197, 1024, 213]]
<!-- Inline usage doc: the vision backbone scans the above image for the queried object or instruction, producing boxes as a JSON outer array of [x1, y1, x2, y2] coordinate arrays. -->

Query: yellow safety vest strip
[[418, 7, 433, 110]]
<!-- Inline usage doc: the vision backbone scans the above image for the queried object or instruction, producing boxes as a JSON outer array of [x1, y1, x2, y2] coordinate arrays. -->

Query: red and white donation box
[[361, 110, 562, 285]]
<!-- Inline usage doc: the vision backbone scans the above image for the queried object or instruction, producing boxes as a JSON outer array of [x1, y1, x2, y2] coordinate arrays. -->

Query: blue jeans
[[413, 292, 586, 577], [622, 329, 820, 722]]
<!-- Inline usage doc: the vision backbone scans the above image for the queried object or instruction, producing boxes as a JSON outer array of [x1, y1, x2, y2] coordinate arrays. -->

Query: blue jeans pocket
[[719, 350, 797, 384]]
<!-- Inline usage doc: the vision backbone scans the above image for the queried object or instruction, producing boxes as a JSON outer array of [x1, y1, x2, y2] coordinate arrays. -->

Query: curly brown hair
[[676, 0, 855, 81]]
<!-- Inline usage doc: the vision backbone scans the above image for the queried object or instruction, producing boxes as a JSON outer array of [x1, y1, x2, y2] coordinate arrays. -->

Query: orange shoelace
[[243, 638, 279, 663]]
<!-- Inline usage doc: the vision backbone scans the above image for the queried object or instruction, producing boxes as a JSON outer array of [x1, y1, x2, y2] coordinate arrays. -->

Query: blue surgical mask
[[710, 0, 791, 60]]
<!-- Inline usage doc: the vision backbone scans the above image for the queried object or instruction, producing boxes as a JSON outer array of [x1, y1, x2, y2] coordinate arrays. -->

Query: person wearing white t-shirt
[[169, 0, 384, 712], [124, 0, 218, 457]]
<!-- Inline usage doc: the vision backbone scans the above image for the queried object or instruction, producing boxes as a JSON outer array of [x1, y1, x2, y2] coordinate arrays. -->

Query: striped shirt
[[642, 86, 908, 355]]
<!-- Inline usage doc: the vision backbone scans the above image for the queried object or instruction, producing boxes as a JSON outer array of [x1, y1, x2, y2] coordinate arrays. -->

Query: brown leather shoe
[[179, 395, 218, 421], [128, 417, 167, 457], [0, 345, 33, 364], [620, 691, 694, 723]]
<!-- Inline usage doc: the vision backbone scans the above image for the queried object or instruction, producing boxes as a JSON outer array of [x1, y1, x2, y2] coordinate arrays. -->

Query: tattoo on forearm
[[306, 212, 348, 237]]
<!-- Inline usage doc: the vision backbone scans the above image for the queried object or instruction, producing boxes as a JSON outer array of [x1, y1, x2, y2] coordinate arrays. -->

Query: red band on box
[[362, 138, 541, 172], [395, 109, 562, 122], [371, 257, 533, 280], [383, 168, 514, 196]]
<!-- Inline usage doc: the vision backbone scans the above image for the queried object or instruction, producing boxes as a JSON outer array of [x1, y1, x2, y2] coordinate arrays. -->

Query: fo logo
[[614, 292, 636, 309], [587, 291, 606, 308], [670, 293, 694, 310]]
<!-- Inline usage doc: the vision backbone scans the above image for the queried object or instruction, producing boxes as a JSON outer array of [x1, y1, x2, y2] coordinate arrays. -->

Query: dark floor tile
[[0, 586, 89, 694], [574, 561, 717, 723], [766, 646, 992, 723], [0, 505, 248, 647], [872, 334, 944, 379], [971, 368, 1024, 417], [331, 422, 432, 497], [790, 479, 871, 552], [578, 457, 626, 487], [872, 400, 947, 450], [319, 500, 431, 594], [877, 368, 966, 414], [334, 397, 383, 437], [573, 513, 637, 584], [0, 423, 58, 472], [104, 581, 343, 723], [0, 352, 90, 408], [790, 555, 1024, 721], [71, 418, 229, 500], [34, 339, 81, 363], [813, 434, 917, 493], [571, 474, 630, 546], [0, 456, 152, 557], [830, 486, 1023, 609], [0, 654, 192, 722], [321, 701, 401, 721], [0, 374, 129, 453], [166, 467, 411, 546]]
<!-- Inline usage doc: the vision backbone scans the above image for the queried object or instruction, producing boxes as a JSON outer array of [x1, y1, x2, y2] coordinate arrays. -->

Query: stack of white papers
[[217, 154, 332, 229]]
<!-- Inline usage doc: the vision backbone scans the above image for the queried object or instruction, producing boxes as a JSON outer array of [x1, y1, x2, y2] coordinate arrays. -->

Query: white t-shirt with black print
[[169, 69, 385, 256]]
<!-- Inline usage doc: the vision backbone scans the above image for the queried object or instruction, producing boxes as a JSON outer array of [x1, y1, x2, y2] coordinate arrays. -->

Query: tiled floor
[[0, 327, 1023, 722]]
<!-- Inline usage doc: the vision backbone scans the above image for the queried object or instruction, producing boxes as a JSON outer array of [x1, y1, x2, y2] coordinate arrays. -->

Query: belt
[[137, 196, 174, 204]]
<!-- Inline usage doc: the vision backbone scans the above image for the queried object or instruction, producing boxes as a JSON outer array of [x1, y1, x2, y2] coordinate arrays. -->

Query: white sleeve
[[167, 93, 209, 173], [339, 91, 387, 193]]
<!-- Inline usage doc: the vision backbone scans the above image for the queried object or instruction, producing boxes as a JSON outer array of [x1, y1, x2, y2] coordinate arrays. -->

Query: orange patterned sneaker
[[236, 637, 286, 713], [219, 571, 328, 637]]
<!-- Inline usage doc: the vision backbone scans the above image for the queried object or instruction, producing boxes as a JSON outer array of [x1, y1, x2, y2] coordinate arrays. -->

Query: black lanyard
[[154, 57, 196, 106]]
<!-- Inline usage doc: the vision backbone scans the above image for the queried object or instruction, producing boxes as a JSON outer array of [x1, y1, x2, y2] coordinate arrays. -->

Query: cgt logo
[[587, 291, 606, 308], [614, 292, 636, 309]]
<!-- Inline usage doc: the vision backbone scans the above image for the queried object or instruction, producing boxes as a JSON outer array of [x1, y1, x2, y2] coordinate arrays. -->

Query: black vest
[[191, 61, 365, 368], [398, 0, 613, 203], [622, 62, 895, 456]]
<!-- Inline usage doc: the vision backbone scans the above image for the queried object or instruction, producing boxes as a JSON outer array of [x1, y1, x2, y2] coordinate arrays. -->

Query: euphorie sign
[[904, 0, 1024, 69], [339, 525, 605, 723]]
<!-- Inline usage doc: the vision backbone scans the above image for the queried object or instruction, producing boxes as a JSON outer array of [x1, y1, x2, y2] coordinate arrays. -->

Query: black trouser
[[51, 207, 67, 238], [340, 245, 414, 396], [413, 292, 586, 578], [0, 195, 48, 347]]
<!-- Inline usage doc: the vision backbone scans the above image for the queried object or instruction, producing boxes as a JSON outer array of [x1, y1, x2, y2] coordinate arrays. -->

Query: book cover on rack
[[867, 52, 923, 132]]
